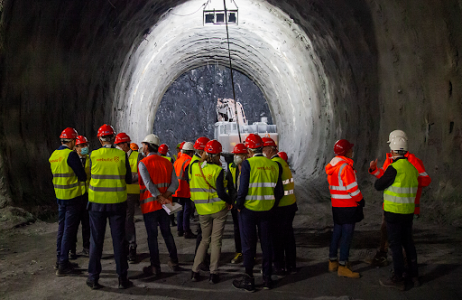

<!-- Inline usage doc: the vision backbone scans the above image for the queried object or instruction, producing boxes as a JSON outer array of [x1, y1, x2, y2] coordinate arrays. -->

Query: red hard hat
[[278, 151, 288, 162], [179, 141, 186, 149], [60, 127, 78, 139], [334, 139, 354, 156], [97, 124, 115, 137], [158, 144, 169, 155], [232, 143, 248, 154], [194, 137, 210, 150], [130, 143, 139, 151], [114, 132, 131, 144], [245, 134, 263, 149], [262, 137, 277, 147], [204, 140, 222, 154], [76, 135, 89, 145]]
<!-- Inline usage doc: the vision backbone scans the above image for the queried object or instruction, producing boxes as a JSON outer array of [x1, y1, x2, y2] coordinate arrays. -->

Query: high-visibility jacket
[[49, 148, 82, 200], [80, 155, 90, 195], [126, 150, 140, 195], [370, 152, 431, 214], [272, 156, 296, 207], [161, 155, 172, 162], [173, 153, 191, 198], [190, 162, 227, 215], [188, 154, 201, 179], [383, 159, 419, 214], [229, 163, 238, 187], [244, 156, 280, 211], [88, 147, 127, 204], [138, 154, 173, 214], [325, 156, 363, 207]]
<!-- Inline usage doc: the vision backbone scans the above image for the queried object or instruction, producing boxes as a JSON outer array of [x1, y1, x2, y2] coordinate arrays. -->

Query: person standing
[[190, 140, 232, 284], [49, 127, 87, 275], [159, 143, 177, 227], [325, 139, 364, 279], [86, 124, 132, 290], [115, 132, 143, 264], [232, 134, 283, 291], [138, 134, 180, 277], [375, 135, 420, 290]]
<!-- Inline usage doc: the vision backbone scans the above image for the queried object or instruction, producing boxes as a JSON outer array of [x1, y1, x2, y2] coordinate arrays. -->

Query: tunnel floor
[[1, 208, 462, 299]]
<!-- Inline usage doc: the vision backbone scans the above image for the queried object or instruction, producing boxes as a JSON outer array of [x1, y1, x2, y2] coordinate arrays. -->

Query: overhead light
[[203, 0, 238, 26]]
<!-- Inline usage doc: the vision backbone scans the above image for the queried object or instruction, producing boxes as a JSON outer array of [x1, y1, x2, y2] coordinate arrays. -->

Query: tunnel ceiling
[[0, 0, 462, 223]]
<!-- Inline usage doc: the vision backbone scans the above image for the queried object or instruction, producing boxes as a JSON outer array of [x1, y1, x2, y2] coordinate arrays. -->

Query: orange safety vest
[[173, 153, 191, 198], [369, 152, 431, 214], [138, 154, 173, 214], [325, 156, 363, 207]]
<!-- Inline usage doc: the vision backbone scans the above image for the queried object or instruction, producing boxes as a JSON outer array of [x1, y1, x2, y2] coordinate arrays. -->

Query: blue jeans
[[88, 210, 128, 281], [386, 217, 418, 277], [329, 222, 355, 263], [143, 209, 178, 268], [57, 201, 81, 264], [176, 197, 192, 232], [239, 208, 272, 280]]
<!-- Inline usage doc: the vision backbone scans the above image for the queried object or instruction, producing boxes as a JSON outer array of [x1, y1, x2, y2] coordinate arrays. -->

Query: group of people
[[49, 124, 430, 292]]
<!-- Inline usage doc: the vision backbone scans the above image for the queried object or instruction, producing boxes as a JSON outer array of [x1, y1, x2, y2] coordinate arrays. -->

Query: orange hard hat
[[60, 127, 78, 139], [232, 143, 248, 154], [97, 124, 115, 137], [245, 134, 263, 149], [115, 132, 131, 144], [130, 143, 139, 151], [334, 139, 354, 156], [158, 144, 169, 155], [76, 135, 89, 145], [262, 137, 277, 147], [205, 140, 222, 154], [278, 151, 288, 162], [194, 137, 210, 150]]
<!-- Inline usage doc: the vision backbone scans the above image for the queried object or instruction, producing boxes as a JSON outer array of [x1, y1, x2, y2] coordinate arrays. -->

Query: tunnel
[[0, 0, 462, 222]]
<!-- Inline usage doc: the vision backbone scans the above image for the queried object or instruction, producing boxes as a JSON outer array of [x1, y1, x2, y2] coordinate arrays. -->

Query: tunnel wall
[[0, 0, 461, 223]]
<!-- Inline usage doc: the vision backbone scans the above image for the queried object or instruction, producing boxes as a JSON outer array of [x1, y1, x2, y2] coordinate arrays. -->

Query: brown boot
[[328, 260, 339, 272], [337, 264, 360, 278]]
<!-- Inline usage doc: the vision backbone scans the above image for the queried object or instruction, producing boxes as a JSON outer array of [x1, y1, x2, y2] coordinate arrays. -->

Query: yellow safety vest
[[161, 155, 172, 162], [88, 147, 127, 204], [49, 148, 82, 200], [383, 159, 419, 214], [126, 150, 140, 194], [272, 156, 296, 207], [245, 156, 279, 211], [80, 155, 91, 195], [188, 154, 201, 179], [190, 162, 227, 215]]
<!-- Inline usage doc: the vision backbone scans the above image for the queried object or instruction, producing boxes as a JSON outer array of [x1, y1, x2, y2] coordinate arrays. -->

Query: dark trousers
[[329, 222, 355, 263], [143, 209, 178, 268], [88, 210, 128, 281], [71, 195, 90, 253], [176, 197, 192, 232], [57, 200, 81, 264], [386, 218, 418, 277], [125, 194, 138, 249], [273, 204, 297, 270], [231, 208, 242, 253], [239, 208, 272, 280]]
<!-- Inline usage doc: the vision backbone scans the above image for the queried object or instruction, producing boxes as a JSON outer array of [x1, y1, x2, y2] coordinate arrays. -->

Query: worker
[[174, 142, 184, 161], [173, 142, 196, 238], [71, 135, 91, 257], [278, 151, 288, 163], [325, 139, 364, 279], [226, 143, 248, 265], [114, 132, 143, 264], [138, 134, 180, 277], [374, 135, 420, 290], [232, 134, 283, 291], [86, 124, 132, 290], [158, 143, 177, 227], [49, 127, 87, 276], [368, 130, 431, 267], [190, 140, 232, 284], [130, 143, 139, 151], [262, 137, 297, 275]]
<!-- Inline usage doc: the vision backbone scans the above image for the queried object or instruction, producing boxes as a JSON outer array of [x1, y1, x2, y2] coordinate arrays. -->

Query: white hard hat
[[142, 134, 160, 146], [389, 137, 408, 151], [387, 130, 408, 144], [182, 142, 194, 151]]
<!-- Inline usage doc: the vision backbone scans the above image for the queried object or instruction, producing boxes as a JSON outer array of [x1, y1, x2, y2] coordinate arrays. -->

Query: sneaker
[[209, 273, 220, 284], [328, 260, 339, 272], [128, 247, 137, 264], [77, 248, 89, 256], [168, 259, 179, 272], [184, 230, 197, 239], [337, 264, 360, 279], [143, 265, 161, 277], [263, 279, 274, 290], [56, 262, 76, 277], [191, 271, 200, 282], [380, 274, 405, 291], [177, 230, 184, 237], [231, 253, 243, 264], [86, 279, 103, 290], [118, 277, 133, 289], [233, 276, 255, 292]]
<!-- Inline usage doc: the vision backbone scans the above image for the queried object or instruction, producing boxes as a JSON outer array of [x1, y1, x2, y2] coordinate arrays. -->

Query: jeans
[[231, 208, 242, 253], [57, 200, 81, 264], [176, 197, 192, 232], [386, 217, 418, 277], [88, 210, 128, 281], [329, 222, 355, 264], [143, 209, 178, 268], [239, 208, 272, 280], [125, 194, 139, 249], [273, 204, 297, 270], [71, 195, 90, 253]]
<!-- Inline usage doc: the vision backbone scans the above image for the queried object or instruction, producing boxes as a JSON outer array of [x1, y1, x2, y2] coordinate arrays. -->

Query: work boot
[[191, 271, 200, 282], [56, 261, 76, 277], [379, 274, 405, 291], [233, 275, 255, 292], [143, 265, 161, 278], [369, 250, 389, 267], [168, 259, 179, 272], [86, 278, 103, 290], [231, 253, 243, 264], [337, 264, 360, 278], [263, 278, 274, 290], [118, 277, 133, 289], [209, 273, 220, 284], [328, 260, 339, 272], [287, 266, 298, 275], [184, 230, 197, 239], [177, 230, 184, 237], [69, 250, 78, 260], [77, 248, 89, 257], [128, 247, 137, 264]]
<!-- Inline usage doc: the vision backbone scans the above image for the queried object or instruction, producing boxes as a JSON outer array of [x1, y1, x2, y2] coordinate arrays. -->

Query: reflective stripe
[[248, 182, 276, 188], [178, 159, 190, 181], [384, 194, 415, 204], [350, 189, 361, 197], [373, 169, 380, 176], [53, 183, 80, 189], [89, 186, 126, 192], [91, 175, 125, 180], [194, 198, 223, 204], [330, 182, 357, 191], [419, 172, 428, 176], [190, 187, 215, 193], [337, 163, 347, 186], [140, 197, 157, 205], [53, 173, 74, 178], [157, 183, 169, 188], [284, 190, 294, 196], [245, 195, 275, 201], [140, 188, 147, 194], [331, 194, 351, 199], [386, 186, 418, 194], [282, 178, 294, 185]]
